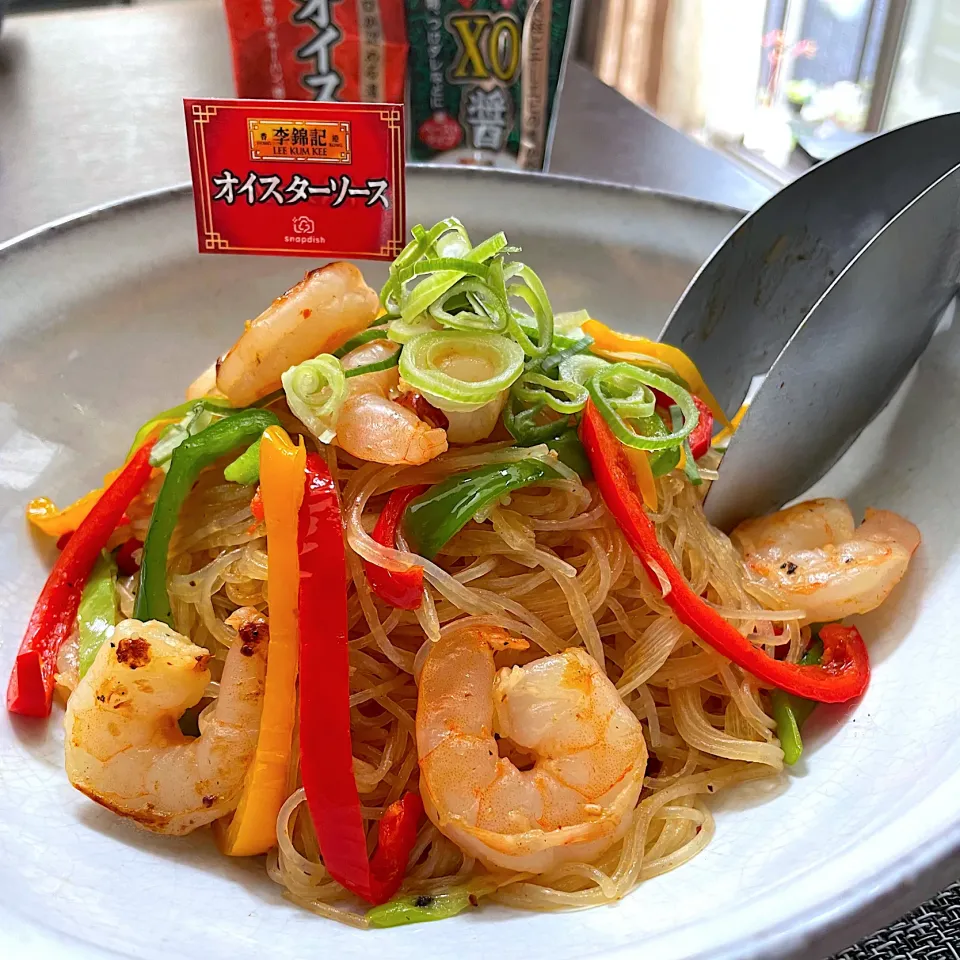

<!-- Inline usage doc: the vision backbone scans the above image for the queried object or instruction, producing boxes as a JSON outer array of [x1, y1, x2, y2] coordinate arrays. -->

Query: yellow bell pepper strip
[[624, 447, 658, 510], [582, 318, 730, 428], [26, 469, 122, 538], [27, 399, 236, 539], [215, 426, 305, 856], [712, 402, 749, 449]]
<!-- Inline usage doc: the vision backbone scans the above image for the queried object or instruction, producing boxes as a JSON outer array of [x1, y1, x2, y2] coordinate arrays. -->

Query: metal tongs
[[659, 113, 960, 531]]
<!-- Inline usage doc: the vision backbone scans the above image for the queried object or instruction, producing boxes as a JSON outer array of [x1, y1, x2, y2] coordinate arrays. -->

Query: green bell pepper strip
[[77, 551, 119, 678], [547, 428, 593, 479], [366, 890, 474, 928], [502, 394, 569, 446], [224, 438, 262, 485], [134, 410, 281, 625], [772, 637, 824, 766], [127, 397, 234, 458], [403, 459, 558, 561]]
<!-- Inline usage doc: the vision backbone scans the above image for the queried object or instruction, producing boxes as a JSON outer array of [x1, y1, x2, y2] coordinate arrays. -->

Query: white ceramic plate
[[1, 168, 958, 960]]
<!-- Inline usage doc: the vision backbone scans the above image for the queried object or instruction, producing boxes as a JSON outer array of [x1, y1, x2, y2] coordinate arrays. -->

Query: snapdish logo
[[286, 215, 325, 244]]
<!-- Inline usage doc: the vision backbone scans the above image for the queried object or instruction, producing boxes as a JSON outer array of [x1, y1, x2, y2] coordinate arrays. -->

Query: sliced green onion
[[396, 257, 492, 283], [343, 350, 400, 379], [554, 308, 591, 337], [513, 371, 587, 415], [427, 275, 509, 334], [281, 354, 346, 443], [224, 438, 262, 484], [381, 218, 470, 311], [586, 363, 698, 451], [367, 890, 474, 928], [399, 331, 524, 411], [504, 262, 554, 359], [400, 232, 509, 322], [540, 334, 594, 375], [515, 316, 587, 352], [387, 311, 441, 344], [333, 328, 391, 359], [149, 402, 221, 468], [670, 405, 703, 486], [569, 359, 657, 419], [129, 397, 233, 458], [558, 353, 610, 386]]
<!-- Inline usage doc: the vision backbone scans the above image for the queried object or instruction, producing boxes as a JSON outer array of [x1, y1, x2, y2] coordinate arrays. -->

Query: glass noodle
[[72, 416, 805, 926]]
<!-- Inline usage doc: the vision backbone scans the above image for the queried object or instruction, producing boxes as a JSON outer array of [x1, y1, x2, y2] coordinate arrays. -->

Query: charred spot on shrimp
[[117, 637, 150, 670], [116, 637, 151, 670], [238, 620, 267, 656]]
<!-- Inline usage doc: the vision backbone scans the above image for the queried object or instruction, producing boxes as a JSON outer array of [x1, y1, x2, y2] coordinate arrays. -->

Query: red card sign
[[184, 98, 405, 260]]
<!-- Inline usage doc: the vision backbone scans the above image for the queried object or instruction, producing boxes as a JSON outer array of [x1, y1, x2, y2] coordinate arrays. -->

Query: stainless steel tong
[[659, 113, 960, 530]]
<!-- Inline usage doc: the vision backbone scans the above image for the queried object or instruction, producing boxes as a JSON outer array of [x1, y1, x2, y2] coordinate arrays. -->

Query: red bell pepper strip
[[364, 485, 429, 610], [297, 453, 423, 904], [7, 440, 157, 718], [114, 537, 143, 577], [579, 400, 869, 703], [688, 396, 714, 461]]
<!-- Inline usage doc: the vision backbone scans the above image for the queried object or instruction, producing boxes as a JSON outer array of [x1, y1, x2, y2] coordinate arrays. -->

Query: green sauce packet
[[405, 0, 579, 170]]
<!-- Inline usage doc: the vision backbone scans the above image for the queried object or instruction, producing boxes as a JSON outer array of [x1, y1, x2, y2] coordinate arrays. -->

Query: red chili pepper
[[7, 440, 157, 718], [688, 396, 714, 461], [579, 401, 869, 703], [250, 487, 264, 522], [297, 453, 423, 904], [363, 485, 429, 610], [115, 538, 144, 577]]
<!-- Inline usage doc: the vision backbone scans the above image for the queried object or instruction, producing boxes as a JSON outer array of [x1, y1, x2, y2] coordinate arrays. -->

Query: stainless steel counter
[[0, 0, 769, 244]]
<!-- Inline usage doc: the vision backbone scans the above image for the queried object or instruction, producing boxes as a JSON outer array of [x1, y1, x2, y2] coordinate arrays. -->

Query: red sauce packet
[[223, 0, 408, 103]]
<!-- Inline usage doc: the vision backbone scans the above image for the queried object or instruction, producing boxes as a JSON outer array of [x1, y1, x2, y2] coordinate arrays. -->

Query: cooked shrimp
[[732, 498, 920, 624], [416, 622, 647, 874], [64, 613, 267, 835], [215, 262, 379, 406], [336, 339, 447, 465], [186, 361, 218, 400]]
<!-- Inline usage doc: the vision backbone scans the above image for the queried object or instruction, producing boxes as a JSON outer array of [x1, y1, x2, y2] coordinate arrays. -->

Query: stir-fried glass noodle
[[18, 219, 920, 929]]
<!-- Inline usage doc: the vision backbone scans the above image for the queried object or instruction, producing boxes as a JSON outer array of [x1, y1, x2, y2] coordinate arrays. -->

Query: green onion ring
[[586, 363, 699, 451], [344, 351, 400, 379], [513, 371, 587, 415], [334, 328, 392, 358], [399, 330, 524, 411]]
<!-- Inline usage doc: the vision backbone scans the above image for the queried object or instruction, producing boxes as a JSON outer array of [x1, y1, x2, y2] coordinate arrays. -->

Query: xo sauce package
[[224, 0, 408, 103], [405, 0, 578, 170], [222, 0, 576, 169]]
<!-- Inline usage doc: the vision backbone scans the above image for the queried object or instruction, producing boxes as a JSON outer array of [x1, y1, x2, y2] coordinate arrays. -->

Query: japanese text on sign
[[212, 171, 389, 207]]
